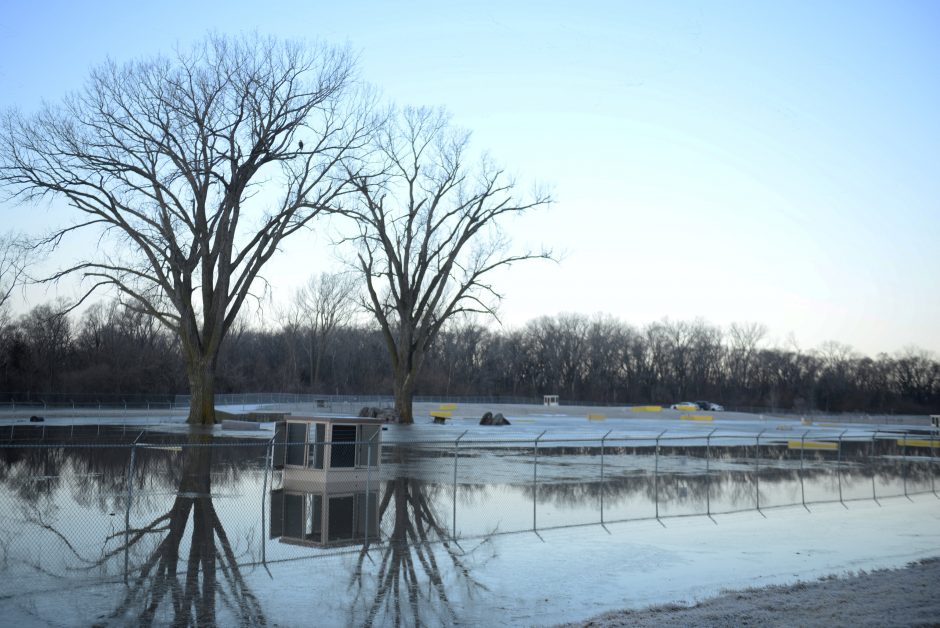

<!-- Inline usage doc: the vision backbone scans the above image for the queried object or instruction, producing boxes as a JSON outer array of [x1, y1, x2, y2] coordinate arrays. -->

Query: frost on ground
[[567, 558, 940, 628]]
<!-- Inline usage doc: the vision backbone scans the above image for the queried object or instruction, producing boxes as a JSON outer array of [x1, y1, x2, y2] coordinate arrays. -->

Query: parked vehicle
[[670, 402, 700, 410], [695, 401, 725, 411]]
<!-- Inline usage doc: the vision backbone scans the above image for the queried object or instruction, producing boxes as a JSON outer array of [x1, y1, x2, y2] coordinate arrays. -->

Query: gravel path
[[567, 558, 940, 627]]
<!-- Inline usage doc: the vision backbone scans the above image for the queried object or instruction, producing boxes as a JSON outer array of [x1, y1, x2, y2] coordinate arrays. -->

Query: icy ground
[[255, 497, 940, 626], [566, 558, 940, 627], [8, 495, 938, 626]]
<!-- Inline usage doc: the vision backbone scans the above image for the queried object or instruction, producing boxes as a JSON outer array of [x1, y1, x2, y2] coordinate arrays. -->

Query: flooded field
[[0, 424, 937, 626]]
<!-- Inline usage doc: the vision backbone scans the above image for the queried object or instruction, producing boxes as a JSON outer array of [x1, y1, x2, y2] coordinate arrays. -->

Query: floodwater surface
[[0, 425, 936, 626]]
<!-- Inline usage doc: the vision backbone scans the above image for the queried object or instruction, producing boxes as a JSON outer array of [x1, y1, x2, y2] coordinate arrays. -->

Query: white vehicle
[[670, 402, 700, 410]]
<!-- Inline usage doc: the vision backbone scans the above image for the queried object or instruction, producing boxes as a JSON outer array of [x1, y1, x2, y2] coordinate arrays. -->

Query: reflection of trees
[[2, 431, 265, 626], [526, 465, 889, 511], [0, 427, 260, 507], [100, 432, 264, 626], [348, 477, 489, 628]]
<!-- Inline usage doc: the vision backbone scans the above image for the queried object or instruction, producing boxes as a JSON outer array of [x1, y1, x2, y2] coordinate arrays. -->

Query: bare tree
[[19, 302, 73, 392], [727, 322, 767, 395], [0, 232, 27, 316], [283, 272, 357, 391], [341, 107, 551, 423], [0, 34, 371, 424]]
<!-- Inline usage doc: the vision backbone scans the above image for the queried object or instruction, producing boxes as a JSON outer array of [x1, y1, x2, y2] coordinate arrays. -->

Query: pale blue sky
[[2, 1, 938, 354]]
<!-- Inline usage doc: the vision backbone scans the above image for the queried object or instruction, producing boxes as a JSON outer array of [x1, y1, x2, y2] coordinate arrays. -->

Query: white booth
[[274, 416, 382, 488], [271, 416, 383, 548]]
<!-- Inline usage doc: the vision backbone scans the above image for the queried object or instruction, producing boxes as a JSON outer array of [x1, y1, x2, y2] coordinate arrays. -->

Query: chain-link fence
[[1, 426, 938, 611]]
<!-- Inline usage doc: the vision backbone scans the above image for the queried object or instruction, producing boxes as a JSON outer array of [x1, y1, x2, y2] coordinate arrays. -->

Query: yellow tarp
[[788, 440, 838, 451], [897, 438, 937, 448]]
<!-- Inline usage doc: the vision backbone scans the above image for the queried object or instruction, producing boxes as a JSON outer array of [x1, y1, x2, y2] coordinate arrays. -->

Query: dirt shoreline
[[566, 557, 940, 627]]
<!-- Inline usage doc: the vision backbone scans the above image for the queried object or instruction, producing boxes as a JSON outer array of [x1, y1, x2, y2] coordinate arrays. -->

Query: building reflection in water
[[270, 417, 490, 626]]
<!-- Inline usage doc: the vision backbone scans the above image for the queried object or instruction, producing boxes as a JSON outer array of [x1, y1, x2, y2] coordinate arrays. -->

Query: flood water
[[0, 425, 937, 626]]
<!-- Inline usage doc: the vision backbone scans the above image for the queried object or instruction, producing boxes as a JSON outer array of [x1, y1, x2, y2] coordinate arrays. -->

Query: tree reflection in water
[[100, 432, 264, 626], [2, 431, 266, 626], [348, 476, 491, 628]]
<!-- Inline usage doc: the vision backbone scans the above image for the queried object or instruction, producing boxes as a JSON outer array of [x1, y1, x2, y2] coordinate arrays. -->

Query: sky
[[1, 0, 938, 355]]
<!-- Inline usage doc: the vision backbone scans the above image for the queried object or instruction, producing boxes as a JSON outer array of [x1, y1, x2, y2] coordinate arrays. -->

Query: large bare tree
[[341, 107, 551, 423], [0, 34, 371, 424]]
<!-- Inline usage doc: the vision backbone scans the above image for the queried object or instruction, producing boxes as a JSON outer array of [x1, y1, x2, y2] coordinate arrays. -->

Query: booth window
[[332, 425, 357, 468]]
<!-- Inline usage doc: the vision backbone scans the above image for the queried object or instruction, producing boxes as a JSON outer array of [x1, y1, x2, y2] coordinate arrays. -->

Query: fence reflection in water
[[1, 428, 938, 576]]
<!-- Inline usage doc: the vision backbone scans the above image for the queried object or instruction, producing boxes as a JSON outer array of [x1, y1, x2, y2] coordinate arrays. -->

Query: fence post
[[261, 437, 273, 566], [655, 430, 666, 522], [533, 431, 546, 532], [600, 430, 611, 525], [902, 433, 909, 500], [755, 429, 765, 514], [124, 443, 138, 585], [706, 429, 717, 521], [871, 430, 879, 505], [799, 429, 809, 511], [838, 430, 847, 508], [932, 432, 938, 498], [453, 430, 468, 539], [365, 430, 379, 548]]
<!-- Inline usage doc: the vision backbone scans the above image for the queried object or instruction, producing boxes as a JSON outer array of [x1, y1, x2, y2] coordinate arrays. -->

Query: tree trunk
[[394, 370, 417, 425], [186, 357, 218, 425]]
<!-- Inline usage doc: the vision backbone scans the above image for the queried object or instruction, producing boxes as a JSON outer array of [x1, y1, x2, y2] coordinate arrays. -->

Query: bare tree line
[[1, 300, 937, 414]]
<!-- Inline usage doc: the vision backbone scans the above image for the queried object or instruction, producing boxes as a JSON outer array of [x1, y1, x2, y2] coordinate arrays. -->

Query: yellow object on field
[[438, 403, 457, 411], [588, 413, 606, 421], [631, 405, 662, 412], [897, 438, 937, 448], [673, 404, 698, 411], [430, 410, 452, 418], [680, 414, 713, 421], [788, 440, 838, 451]]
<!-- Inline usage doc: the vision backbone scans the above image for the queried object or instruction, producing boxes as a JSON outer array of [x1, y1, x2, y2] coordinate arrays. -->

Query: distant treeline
[[1, 300, 938, 413]]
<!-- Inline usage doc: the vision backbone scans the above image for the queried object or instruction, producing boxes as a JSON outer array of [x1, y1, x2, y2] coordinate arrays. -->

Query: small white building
[[271, 415, 383, 548], [274, 415, 382, 487]]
